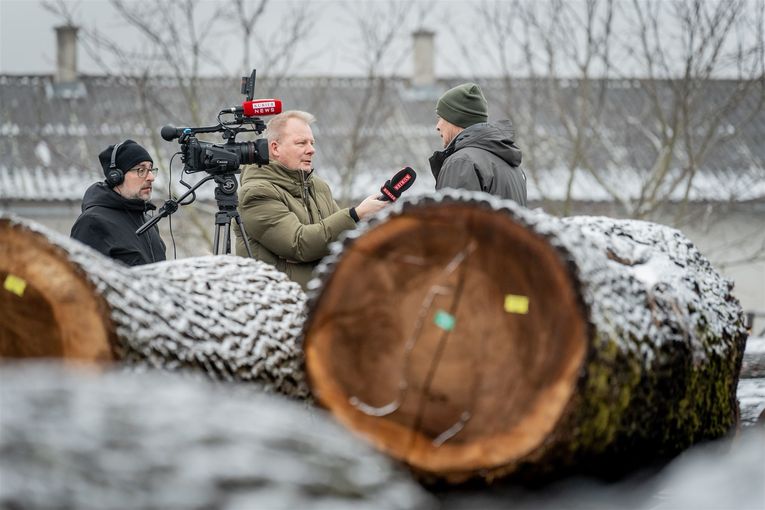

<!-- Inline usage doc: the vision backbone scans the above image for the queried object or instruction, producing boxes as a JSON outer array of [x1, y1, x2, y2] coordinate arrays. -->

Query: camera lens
[[235, 139, 269, 166]]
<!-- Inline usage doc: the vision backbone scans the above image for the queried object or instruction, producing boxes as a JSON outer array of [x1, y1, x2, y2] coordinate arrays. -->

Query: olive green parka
[[234, 162, 356, 289]]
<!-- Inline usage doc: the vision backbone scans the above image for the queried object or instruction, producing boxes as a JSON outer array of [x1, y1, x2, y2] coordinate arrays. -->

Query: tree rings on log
[[1, 217, 115, 362], [304, 194, 588, 481]]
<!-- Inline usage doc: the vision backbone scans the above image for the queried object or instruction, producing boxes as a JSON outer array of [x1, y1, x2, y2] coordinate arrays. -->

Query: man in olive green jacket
[[235, 110, 387, 289]]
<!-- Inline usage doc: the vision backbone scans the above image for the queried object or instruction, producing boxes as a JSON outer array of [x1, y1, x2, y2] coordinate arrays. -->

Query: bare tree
[[442, 0, 618, 213], [623, 0, 765, 221], [228, 0, 318, 95], [41, 0, 316, 254], [323, 0, 434, 203], [452, 0, 764, 221]]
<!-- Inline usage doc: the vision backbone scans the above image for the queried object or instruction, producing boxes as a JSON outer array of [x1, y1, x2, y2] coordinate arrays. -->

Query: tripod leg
[[213, 223, 221, 255], [213, 224, 228, 255], [224, 223, 232, 255], [234, 213, 254, 258]]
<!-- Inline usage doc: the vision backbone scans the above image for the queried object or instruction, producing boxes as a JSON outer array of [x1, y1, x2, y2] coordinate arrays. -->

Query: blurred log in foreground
[[303, 191, 749, 483], [0, 215, 309, 398], [0, 363, 436, 510]]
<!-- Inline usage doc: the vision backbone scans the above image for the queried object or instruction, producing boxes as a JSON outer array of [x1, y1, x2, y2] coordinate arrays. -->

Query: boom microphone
[[378, 167, 417, 201], [222, 99, 283, 117], [160, 125, 185, 141]]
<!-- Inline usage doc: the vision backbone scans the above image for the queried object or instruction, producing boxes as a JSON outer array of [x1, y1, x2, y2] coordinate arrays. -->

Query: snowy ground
[[739, 377, 765, 425], [739, 336, 765, 426]]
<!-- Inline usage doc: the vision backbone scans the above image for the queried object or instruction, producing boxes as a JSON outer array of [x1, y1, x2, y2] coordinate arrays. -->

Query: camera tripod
[[136, 172, 253, 257], [211, 174, 252, 256]]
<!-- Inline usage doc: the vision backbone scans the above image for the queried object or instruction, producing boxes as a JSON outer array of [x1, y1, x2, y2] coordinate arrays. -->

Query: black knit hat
[[98, 139, 153, 176], [436, 82, 488, 128]]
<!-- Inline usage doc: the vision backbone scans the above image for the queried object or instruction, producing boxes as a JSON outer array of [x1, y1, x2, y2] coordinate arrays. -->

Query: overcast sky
[[1, 0, 762, 79], [1, 0, 75, 74], [0, 0, 456, 77]]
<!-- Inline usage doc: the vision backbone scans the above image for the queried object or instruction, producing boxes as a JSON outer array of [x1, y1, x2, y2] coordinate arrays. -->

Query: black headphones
[[105, 141, 125, 188]]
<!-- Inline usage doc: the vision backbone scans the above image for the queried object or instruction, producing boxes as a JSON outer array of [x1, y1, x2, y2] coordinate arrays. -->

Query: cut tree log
[[0, 364, 436, 510], [0, 215, 309, 399], [303, 191, 749, 483]]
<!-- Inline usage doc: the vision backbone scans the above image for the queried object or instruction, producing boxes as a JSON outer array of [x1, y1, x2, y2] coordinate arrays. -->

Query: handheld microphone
[[378, 167, 417, 201], [222, 99, 283, 117]]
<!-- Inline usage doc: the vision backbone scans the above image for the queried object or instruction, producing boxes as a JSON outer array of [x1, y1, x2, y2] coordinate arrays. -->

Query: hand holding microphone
[[353, 167, 417, 221]]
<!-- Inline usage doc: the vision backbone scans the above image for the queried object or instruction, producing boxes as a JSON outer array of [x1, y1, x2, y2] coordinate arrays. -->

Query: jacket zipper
[[307, 183, 324, 220], [299, 170, 314, 223]]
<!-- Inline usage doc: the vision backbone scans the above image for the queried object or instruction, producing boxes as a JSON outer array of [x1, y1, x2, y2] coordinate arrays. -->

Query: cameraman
[[71, 140, 166, 266], [234, 110, 387, 289]]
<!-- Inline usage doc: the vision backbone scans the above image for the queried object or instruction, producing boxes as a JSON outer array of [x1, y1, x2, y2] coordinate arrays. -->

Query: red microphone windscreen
[[391, 167, 415, 192], [242, 99, 283, 117], [379, 167, 417, 201]]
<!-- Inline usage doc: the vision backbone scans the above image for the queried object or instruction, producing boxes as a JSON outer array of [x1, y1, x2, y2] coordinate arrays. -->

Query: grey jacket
[[429, 120, 527, 205]]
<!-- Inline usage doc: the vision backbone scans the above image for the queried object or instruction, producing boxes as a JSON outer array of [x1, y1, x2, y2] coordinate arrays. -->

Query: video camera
[[137, 70, 280, 257], [160, 69, 275, 174]]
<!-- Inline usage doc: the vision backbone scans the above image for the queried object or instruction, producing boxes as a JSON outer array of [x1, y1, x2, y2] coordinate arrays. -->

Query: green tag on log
[[434, 310, 455, 331]]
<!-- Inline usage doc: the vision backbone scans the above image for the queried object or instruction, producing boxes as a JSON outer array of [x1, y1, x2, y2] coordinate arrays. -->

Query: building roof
[[1, 74, 763, 204]]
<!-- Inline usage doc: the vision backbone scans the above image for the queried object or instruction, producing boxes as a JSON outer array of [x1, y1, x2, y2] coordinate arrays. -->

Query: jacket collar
[[82, 181, 155, 213], [241, 161, 314, 196], [429, 136, 459, 181]]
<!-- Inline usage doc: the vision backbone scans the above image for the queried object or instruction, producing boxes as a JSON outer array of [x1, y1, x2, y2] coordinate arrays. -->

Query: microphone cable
[[165, 151, 181, 260]]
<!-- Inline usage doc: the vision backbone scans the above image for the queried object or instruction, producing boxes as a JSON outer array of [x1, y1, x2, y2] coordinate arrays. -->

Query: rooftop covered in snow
[[1, 74, 763, 204]]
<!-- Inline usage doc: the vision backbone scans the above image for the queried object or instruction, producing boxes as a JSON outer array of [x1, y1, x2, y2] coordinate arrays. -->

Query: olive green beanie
[[436, 82, 488, 128]]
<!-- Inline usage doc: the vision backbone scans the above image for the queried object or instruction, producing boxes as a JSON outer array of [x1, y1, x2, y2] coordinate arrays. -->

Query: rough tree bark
[[0, 364, 436, 509], [302, 191, 749, 483], [0, 214, 309, 399]]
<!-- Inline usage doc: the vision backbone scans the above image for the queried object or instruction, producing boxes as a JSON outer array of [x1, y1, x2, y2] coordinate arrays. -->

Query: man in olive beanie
[[71, 139, 166, 266], [430, 82, 527, 205]]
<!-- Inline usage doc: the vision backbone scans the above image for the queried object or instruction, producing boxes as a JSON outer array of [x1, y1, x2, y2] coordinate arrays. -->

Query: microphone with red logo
[[222, 99, 283, 117], [378, 167, 417, 201]]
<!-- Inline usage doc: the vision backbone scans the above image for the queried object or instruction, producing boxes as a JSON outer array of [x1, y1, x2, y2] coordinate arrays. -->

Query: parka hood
[[450, 120, 523, 167]]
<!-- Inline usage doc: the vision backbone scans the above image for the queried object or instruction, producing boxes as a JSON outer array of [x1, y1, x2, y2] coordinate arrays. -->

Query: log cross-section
[[303, 191, 748, 483], [305, 202, 588, 477], [1, 217, 115, 361]]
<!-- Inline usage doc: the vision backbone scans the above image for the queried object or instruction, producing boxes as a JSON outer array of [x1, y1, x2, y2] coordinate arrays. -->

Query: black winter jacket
[[71, 182, 166, 266], [429, 120, 527, 205]]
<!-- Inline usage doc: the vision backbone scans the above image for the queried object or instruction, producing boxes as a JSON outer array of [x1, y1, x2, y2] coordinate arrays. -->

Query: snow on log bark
[[302, 191, 749, 483], [0, 215, 309, 398], [0, 363, 436, 510]]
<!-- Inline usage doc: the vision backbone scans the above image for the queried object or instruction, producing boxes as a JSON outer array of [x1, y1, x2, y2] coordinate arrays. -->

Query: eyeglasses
[[129, 167, 159, 178]]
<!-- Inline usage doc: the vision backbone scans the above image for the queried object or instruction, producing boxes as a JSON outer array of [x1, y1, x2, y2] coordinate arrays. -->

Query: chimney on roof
[[55, 25, 78, 83], [412, 30, 435, 87]]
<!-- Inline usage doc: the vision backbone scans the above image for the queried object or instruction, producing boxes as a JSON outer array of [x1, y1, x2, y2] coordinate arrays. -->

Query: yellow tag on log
[[504, 294, 529, 314], [4, 274, 27, 297]]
